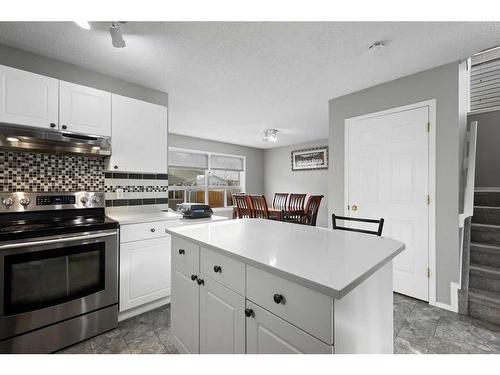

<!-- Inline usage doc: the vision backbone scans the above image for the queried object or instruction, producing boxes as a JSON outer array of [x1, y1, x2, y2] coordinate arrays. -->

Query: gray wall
[[264, 140, 329, 227], [329, 61, 467, 305], [0, 43, 168, 106], [168, 133, 264, 195], [468, 110, 500, 188]]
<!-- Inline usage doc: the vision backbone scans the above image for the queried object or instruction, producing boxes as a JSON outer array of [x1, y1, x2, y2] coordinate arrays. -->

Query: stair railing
[[458, 121, 478, 313]]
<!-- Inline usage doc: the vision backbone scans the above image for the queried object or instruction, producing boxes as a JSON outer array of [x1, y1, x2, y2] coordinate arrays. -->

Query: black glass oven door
[[3, 242, 105, 316]]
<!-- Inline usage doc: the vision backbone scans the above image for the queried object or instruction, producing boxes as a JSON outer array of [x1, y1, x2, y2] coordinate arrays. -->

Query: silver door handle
[[0, 231, 117, 250]]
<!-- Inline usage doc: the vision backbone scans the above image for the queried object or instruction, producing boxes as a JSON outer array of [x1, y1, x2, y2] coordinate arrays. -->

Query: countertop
[[106, 211, 227, 225], [166, 218, 405, 299]]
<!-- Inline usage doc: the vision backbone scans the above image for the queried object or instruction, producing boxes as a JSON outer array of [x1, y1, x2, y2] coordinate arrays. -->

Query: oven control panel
[[0, 192, 105, 212]]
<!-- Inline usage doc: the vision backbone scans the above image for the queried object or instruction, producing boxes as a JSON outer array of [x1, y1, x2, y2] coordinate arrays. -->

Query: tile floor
[[58, 293, 500, 354]]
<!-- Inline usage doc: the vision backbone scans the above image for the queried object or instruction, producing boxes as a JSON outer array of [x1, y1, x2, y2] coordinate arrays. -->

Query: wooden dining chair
[[249, 195, 270, 219], [331, 214, 384, 236], [301, 195, 324, 226], [288, 193, 306, 211], [272, 193, 288, 210], [233, 194, 253, 219]]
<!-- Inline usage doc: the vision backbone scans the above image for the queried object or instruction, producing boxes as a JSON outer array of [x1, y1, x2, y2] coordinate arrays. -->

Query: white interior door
[[346, 106, 430, 301]]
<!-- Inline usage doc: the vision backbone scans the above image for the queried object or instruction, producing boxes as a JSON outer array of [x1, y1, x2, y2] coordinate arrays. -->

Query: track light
[[109, 22, 126, 48]]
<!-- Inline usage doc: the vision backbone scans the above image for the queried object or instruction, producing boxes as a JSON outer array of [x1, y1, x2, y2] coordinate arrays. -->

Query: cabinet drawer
[[201, 247, 245, 295], [120, 221, 171, 243], [246, 265, 333, 345], [246, 301, 333, 354], [171, 236, 200, 275]]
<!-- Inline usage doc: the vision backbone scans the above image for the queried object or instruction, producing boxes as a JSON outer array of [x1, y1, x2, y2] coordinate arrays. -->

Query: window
[[168, 148, 245, 210], [470, 47, 500, 113]]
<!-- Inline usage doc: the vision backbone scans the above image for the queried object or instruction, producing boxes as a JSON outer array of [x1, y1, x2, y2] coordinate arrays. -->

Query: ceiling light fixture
[[109, 22, 126, 48], [263, 129, 278, 143], [6, 137, 19, 142], [74, 21, 91, 30], [368, 41, 386, 53]]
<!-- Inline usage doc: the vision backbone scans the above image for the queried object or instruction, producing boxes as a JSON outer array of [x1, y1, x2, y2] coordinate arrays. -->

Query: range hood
[[0, 124, 111, 157]]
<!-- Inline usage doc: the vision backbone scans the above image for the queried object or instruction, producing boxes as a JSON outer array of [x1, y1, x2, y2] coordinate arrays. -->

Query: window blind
[[210, 155, 244, 171], [470, 57, 500, 112], [169, 150, 208, 169]]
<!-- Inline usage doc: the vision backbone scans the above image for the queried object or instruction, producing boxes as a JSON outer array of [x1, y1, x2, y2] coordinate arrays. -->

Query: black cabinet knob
[[150, 228, 155, 232], [244, 308, 254, 317], [273, 294, 284, 304], [191, 274, 198, 281], [213, 265, 222, 273], [114, 165, 118, 169], [197, 278, 204, 286], [61, 125, 67, 130], [50, 123, 56, 128], [178, 249, 185, 255]]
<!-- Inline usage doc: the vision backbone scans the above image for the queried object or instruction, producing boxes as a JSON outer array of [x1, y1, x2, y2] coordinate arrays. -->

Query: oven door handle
[[0, 231, 117, 250]]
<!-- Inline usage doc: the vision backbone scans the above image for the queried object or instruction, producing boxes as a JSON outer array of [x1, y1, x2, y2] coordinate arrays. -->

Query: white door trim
[[344, 99, 437, 306]]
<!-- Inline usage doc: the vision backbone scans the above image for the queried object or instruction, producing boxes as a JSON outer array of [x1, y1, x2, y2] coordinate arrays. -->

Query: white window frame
[[168, 146, 246, 209]]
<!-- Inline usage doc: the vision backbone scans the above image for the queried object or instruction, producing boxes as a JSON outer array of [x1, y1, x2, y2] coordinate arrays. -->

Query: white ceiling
[[0, 22, 499, 149]]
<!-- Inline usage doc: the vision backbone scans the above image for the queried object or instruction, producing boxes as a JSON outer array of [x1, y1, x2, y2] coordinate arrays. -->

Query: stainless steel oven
[[0, 192, 119, 353]]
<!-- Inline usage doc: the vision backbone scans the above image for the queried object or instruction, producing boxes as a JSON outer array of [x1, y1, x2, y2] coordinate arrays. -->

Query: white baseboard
[[430, 282, 459, 313], [118, 296, 170, 322]]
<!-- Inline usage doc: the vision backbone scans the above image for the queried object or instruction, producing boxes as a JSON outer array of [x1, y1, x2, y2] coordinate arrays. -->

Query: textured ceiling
[[0, 22, 499, 149]]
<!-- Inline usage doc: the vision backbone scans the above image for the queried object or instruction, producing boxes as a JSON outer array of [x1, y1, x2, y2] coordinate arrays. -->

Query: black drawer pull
[[150, 228, 155, 232], [213, 265, 222, 273], [191, 274, 198, 281], [178, 249, 185, 255], [273, 294, 284, 304], [197, 278, 204, 286], [245, 308, 254, 317]]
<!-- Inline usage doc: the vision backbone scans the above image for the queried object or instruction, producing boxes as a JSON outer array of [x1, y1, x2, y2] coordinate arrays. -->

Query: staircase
[[468, 190, 500, 325]]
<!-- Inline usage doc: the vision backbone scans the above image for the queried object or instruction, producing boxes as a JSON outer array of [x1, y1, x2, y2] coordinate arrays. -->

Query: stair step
[[471, 223, 500, 246], [469, 288, 500, 325], [470, 264, 500, 293], [475, 191, 500, 207], [473, 206, 500, 225], [470, 242, 500, 268]]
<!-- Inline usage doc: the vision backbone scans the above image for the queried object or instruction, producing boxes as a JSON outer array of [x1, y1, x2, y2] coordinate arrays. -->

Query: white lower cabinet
[[199, 276, 245, 354], [120, 235, 171, 312], [171, 268, 200, 354], [245, 302, 333, 354]]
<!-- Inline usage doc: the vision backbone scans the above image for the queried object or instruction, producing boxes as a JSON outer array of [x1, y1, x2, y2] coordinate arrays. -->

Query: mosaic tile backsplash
[[104, 172, 168, 207], [0, 151, 105, 192]]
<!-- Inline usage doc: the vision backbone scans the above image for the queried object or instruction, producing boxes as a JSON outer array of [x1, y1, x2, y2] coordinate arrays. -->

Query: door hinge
[[427, 195, 430, 205], [427, 268, 431, 278], [427, 122, 430, 133]]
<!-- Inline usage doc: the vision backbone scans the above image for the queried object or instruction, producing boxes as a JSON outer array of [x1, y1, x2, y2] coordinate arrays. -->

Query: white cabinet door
[[119, 236, 171, 312], [109, 94, 168, 173], [246, 301, 333, 354], [199, 276, 245, 354], [0, 64, 58, 129], [171, 268, 200, 354], [59, 81, 111, 136]]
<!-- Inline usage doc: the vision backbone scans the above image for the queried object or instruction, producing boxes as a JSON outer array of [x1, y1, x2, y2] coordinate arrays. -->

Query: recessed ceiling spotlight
[[6, 137, 19, 142], [368, 41, 386, 53], [263, 129, 278, 143], [74, 21, 91, 30]]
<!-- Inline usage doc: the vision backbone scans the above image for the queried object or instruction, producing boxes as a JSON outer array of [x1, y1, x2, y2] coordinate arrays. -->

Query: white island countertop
[[166, 218, 405, 299]]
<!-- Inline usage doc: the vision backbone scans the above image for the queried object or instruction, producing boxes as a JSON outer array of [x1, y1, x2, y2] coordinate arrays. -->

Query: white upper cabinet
[[59, 81, 111, 137], [0, 65, 58, 129], [109, 94, 168, 173]]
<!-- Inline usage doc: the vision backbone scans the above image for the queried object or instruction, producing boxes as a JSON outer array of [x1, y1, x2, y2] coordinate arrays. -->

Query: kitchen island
[[166, 218, 404, 354]]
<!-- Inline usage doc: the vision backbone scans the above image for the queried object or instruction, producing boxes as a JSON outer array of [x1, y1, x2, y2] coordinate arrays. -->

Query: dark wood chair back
[[249, 195, 269, 219], [303, 195, 324, 226], [272, 193, 288, 210], [288, 193, 306, 211], [331, 214, 384, 236], [233, 194, 253, 218]]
